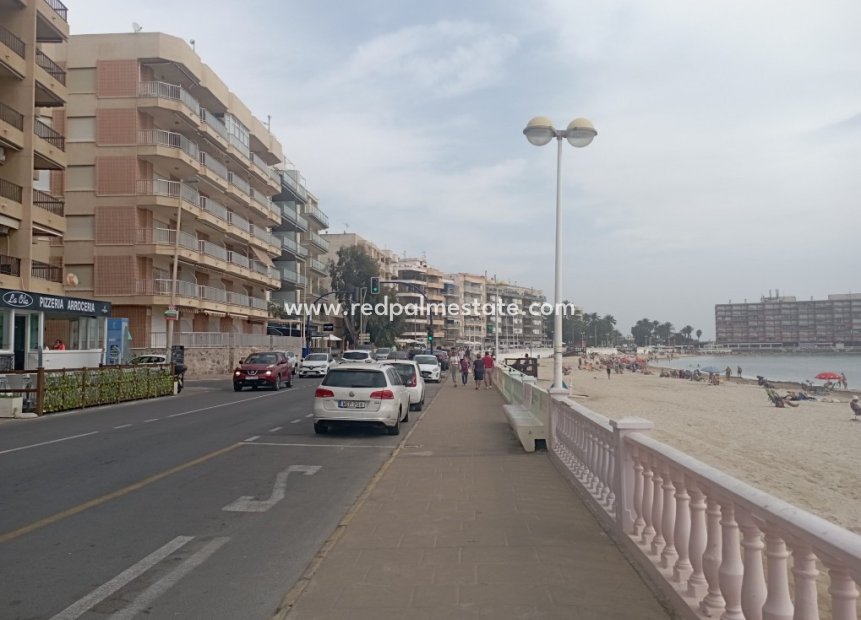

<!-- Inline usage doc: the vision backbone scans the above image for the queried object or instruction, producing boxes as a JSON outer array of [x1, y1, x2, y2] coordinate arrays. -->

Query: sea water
[[662, 354, 861, 387]]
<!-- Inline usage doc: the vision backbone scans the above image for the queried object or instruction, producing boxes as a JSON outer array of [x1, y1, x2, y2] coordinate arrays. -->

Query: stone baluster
[[672, 474, 692, 583], [718, 502, 744, 620], [826, 564, 859, 620], [699, 496, 725, 615], [790, 544, 819, 620], [604, 442, 616, 512], [685, 482, 708, 598], [597, 436, 609, 502], [650, 463, 665, 556], [593, 434, 606, 499], [761, 531, 793, 620], [631, 453, 645, 537], [660, 469, 678, 569], [640, 460, 655, 546], [585, 431, 596, 487], [738, 513, 766, 620]]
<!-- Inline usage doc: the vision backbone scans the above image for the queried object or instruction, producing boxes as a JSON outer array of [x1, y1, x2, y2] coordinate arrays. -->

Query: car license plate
[[338, 400, 366, 409]]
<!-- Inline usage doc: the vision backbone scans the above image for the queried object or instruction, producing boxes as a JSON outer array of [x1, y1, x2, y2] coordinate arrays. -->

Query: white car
[[413, 354, 441, 383], [298, 352, 335, 378], [380, 360, 425, 411], [313, 363, 410, 435], [341, 350, 374, 363], [375, 347, 393, 360]]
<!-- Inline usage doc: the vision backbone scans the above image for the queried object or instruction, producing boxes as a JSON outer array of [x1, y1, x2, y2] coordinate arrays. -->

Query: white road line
[[242, 441, 391, 449], [289, 419, 302, 424], [304, 414, 313, 418], [0, 431, 100, 457], [113, 424, 133, 430], [143, 418, 159, 423], [109, 537, 229, 620], [269, 426, 283, 432], [165, 391, 283, 419], [223, 466, 320, 512], [49, 536, 194, 620], [244, 435, 260, 442]]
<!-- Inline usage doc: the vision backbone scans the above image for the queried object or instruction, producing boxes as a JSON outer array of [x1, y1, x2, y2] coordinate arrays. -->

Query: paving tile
[[432, 563, 478, 585], [459, 583, 554, 607], [411, 584, 460, 607], [332, 583, 414, 608], [362, 563, 436, 585]]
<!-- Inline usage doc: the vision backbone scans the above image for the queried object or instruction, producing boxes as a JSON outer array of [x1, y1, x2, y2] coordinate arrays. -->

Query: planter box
[[0, 396, 24, 418]]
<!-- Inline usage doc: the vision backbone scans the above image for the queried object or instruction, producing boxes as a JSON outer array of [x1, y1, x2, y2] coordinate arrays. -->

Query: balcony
[[280, 268, 305, 287], [138, 81, 200, 113], [276, 201, 309, 232], [0, 178, 23, 205], [307, 231, 329, 252], [280, 169, 308, 201], [137, 179, 200, 209], [250, 188, 276, 218], [199, 239, 228, 262], [249, 152, 277, 188], [227, 210, 250, 233], [0, 25, 26, 78], [228, 171, 251, 198], [37, 0, 70, 42], [34, 49, 66, 107], [138, 129, 199, 175], [0, 254, 21, 277], [200, 108, 228, 145], [199, 151, 228, 189], [309, 258, 328, 275], [280, 236, 308, 259], [0, 102, 24, 149], [199, 195, 228, 222], [137, 227, 199, 253], [31, 260, 62, 283], [33, 189, 64, 216], [34, 120, 66, 170], [304, 204, 329, 228], [227, 251, 250, 269]]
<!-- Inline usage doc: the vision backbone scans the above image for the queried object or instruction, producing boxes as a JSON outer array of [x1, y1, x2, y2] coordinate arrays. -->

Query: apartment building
[[486, 282, 547, 349], [0, 0, 69, 294], [54, 33, 284, 348], [452, 272, 486, 347], [715, 293, 861, 349]]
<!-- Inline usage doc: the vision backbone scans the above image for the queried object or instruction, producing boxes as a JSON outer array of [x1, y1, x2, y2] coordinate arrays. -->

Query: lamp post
[[523, 117, 596, 394]]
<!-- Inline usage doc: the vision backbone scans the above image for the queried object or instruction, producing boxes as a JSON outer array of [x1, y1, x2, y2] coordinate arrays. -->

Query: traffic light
[[427, 326, 433, 343], [370, 276, 380, 295]]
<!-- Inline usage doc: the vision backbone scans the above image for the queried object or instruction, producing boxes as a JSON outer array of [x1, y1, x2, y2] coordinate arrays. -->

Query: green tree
[[696, 328, 702, 345], [631, 318, 655, 347], [681, 325, 694, 343]]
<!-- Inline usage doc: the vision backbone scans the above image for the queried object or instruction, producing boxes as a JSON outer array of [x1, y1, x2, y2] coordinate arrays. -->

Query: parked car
[[387, 350, 409, 360], [128, 354, 168, 365], [375, 347, 393, 360], [433, 350, 450, 370], [413, 354, 441, 382], [298, 352, 335, 378], [277, 350, 298, 369], [233, 351, 293, 391], [380, 359, 425, 411], [313, 363, 410, 435], [341, 350, 374, 363]]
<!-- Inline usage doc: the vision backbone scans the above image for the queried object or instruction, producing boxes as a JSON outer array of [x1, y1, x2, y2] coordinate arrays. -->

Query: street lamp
[[523, 116, 596, 394]]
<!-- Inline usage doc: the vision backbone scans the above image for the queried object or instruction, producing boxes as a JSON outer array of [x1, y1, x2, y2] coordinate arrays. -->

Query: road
[[0, 376, 441, 619]]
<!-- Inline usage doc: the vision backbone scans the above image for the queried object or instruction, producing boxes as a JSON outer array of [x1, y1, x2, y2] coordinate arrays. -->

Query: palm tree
[[681, 325, 694, 343], [695, 329, 702, 346]]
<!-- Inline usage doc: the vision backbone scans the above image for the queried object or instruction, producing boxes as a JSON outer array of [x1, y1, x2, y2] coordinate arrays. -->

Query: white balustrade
[[494, 371, 861, 620]]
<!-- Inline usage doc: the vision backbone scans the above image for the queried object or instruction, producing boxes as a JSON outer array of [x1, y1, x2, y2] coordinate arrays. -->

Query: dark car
[[434, 350, 450, 370], [233, 351, 293, 391], [387, 350, 409, 360]]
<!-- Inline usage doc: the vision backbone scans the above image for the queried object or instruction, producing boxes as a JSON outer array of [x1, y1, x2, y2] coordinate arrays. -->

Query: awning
[[0, 214, 21, 230], [250, 246, 275, 268], [32, 222, 63, 237]]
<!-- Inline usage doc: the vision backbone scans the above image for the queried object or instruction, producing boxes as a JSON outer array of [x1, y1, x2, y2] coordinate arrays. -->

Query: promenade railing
[[495, 368, 861, 620]]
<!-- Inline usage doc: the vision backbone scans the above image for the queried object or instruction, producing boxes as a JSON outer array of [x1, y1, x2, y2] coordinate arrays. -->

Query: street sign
[[164, 305, 179, 320], [323, 323, 334, 332]]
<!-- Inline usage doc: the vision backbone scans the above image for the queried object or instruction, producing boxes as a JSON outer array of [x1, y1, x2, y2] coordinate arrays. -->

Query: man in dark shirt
[[472, 355, 485, 390]]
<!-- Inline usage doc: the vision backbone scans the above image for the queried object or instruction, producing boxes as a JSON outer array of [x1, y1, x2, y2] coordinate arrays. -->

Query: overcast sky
[[72, 0, 861, 339]]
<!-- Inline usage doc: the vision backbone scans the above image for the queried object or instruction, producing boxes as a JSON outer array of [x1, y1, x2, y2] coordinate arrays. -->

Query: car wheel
[[274, 376, 281, 391], [402, 408, 409, 423], [287, 374, 293, 388], [415, 399, 423, 412], [233, 384, 242, 392], [314, 421, 328, 435], [387, 413, 400, 436]]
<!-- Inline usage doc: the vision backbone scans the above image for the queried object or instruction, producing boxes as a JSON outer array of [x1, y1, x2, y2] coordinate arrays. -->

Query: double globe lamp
[[522, 117, 596, 394]]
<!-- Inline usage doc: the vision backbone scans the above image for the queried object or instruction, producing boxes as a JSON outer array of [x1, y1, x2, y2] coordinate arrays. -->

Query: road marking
[[109, 537, 229, 620], [269, 426, 283, 432], [244, 435, 260, 442], [223, 465, 321, 512], [243, 442, 391, 449], [165, 391, 284, 419], [0, 431, 99, 457], [113, 424, 133, 430], [0, 443, 241, 545], [49, 536, 194, 620], [289, 419, 302, 424], [304, 414, 313, 418], [143, 418, 159, 423]]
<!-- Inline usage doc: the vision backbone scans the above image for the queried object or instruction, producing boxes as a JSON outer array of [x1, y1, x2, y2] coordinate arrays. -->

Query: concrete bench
[[503, 404, 546, 453]]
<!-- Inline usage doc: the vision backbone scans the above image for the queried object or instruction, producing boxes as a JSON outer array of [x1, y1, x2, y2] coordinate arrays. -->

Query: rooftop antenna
[[132, 22, 142, 33], [267, 115, 271, 132], [190, 39, 195, 51]]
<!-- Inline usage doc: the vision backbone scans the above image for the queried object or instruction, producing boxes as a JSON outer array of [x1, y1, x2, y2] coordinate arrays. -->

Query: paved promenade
[[281, 380, 670, 619]]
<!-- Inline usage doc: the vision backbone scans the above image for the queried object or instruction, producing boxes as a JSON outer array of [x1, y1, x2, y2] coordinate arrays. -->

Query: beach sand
[[535, 358, 861, 533]]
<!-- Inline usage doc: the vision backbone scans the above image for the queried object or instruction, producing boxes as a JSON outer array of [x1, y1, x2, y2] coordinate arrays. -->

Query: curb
[[271, 384, 446, 619]]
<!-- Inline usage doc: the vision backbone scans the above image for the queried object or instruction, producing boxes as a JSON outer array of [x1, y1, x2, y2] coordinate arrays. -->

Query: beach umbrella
[[815, 372, 841, 380], [700, 366, 722, 374]]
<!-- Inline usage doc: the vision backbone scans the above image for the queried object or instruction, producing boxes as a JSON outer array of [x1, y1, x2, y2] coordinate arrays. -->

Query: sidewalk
[[282, 381, 670, 619]]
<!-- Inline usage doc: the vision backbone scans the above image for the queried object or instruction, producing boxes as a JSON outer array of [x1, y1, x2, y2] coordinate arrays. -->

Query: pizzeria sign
[[0, 288, 112, 317]]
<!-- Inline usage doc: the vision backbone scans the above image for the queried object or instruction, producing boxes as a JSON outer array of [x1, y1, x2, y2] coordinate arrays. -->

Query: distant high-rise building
[[715, 293, 861, 348]]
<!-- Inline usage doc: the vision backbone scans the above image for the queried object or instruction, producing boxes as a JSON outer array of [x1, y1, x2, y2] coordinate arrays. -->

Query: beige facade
[[0, 0, 69, 296], [54, 33, 284, 348]]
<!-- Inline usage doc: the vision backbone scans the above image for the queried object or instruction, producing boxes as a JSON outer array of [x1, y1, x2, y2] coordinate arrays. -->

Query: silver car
[[298, 352, 335, 378], [313, 363, 410, 435], [380, 360, 425, 411]]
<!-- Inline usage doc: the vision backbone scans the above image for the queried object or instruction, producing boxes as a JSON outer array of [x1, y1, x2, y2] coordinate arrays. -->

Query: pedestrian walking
[[725, 366, 732, 380], [473, 355, 485, 390], [606, 365, 611, 379], [482, 351, 494, 389], [449, 350, 459, 386], [459, 356, 470, 386], [737, 366, 742, 378]]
